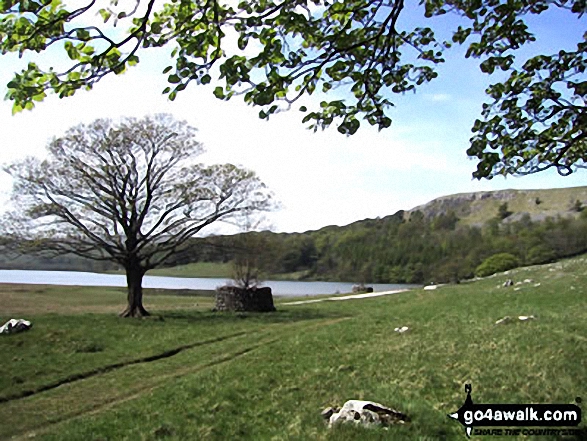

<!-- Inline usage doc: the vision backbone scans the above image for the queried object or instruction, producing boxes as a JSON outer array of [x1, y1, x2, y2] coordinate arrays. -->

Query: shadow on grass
[[1, 308, 349, 405], [153, 307, 347, 325], [0, 330, 250, 404]]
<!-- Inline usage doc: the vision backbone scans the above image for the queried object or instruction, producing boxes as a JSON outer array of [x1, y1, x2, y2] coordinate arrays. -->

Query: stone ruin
[[214, 285, 276, 312], [352, 284, 374, 294]]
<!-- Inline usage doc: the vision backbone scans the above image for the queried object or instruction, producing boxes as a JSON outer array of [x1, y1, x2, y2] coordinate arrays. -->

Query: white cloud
[[425, 93, 451, 102]]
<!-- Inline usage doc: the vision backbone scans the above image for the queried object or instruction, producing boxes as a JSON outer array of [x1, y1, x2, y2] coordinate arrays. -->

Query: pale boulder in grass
[[0, 319, 32, 334], [495, 316, 512, 325], [324, 400, 410, 428]]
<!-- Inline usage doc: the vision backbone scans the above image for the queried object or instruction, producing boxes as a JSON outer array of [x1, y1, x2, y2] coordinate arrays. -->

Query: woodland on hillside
[[3, 205, 587, 285], [167, 207, 587, 284]]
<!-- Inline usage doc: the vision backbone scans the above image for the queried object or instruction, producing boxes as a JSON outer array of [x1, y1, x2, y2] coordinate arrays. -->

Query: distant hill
[[2, 186, 587, 285], [405, 186, 587, 226]]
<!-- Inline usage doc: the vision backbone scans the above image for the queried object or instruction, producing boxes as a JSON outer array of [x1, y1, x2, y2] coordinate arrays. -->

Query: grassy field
[[148, 261, 313, 281], [148, 262, 234, 279], [0, 256, 586, 440]]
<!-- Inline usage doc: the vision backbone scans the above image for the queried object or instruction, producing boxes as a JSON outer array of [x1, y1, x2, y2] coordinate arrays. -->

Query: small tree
[[230, 216, 275, 290], [497, 202, 512, 220], [3, 115, 275, 317]]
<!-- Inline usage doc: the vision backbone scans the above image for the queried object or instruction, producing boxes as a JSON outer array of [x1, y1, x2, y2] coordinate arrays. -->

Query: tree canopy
[[1, 0, 585, 177], [2, 114, 275, 316]]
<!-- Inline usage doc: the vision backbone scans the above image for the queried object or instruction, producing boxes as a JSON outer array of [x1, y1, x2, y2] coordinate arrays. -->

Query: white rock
[[394, 326, 409, 333], [495, 316, 512, 325], [518, 315, 536, 321], [328, 400, 409, 428], [0, 319, 32, 335]]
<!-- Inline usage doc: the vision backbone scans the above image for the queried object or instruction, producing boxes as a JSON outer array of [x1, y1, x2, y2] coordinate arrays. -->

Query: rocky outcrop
[[214, 286, 276, 312], [406, 187, 587, 225]]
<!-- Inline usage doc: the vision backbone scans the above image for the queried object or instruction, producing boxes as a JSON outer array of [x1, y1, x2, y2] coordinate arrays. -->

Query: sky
[[0, 2, 585, 234]]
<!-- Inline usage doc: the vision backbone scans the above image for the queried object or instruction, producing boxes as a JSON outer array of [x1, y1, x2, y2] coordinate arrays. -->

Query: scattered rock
[[495, 315, 536, 324], [534, 283, 541, 287], [394, 326, 410, 333], [423, 285, 437, 291], [0, 319, 32, 335], [524, 279, 533, 283], [325, 400, 409, 429], [321, 407, 338, 420], [495, 316, 512, 325], [503, 279, 514, 287]]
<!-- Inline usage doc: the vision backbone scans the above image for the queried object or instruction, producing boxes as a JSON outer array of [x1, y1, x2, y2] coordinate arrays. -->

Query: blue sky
[[0, 2, 585, 233]]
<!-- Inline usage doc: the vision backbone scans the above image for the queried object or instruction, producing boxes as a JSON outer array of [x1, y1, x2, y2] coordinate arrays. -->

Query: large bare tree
[[3, 114, 275, 317]]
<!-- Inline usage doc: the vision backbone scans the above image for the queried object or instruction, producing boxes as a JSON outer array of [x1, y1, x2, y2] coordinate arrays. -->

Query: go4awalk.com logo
[[448, 384, 583, 438]]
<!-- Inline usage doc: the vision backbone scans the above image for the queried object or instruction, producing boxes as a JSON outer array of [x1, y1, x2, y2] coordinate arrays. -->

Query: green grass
[[147, 261, 234, 278], [1, 256, 586, 440], [147, 261, 313, 281]]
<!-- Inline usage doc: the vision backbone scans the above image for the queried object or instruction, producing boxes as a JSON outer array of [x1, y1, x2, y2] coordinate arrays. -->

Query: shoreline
[[281, 289, 410, 305]]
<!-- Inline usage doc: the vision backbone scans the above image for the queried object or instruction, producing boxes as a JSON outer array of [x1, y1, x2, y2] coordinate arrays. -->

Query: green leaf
[[98, 8, 111, 23], [76, 29, 90, 40], [151, 21, 162, 34], [213, 86, 225, 99], [11, 103, 23, 115]]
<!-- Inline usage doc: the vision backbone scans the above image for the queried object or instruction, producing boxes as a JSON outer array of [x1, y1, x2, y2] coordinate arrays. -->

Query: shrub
[[526, 244, 556, 265], [497, 202, 512, 220], [475, 253, 520, 277]]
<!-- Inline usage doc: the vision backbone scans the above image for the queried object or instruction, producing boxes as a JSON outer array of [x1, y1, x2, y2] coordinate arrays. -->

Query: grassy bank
[[0, 256, 586, 440], [147, 262, 234, 278], [148, 261, 314, 281]]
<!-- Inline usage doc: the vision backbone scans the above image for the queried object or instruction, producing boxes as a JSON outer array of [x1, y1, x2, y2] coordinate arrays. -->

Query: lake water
[[0, 269, 414, 297]]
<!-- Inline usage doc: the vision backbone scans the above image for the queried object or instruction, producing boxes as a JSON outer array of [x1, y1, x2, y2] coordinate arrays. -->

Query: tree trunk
[[120, 264, 150, 317]]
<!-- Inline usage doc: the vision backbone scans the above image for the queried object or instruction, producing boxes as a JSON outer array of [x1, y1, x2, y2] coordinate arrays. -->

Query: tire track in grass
[[9, 316, 352, 440], [0, 331, 249, 404]]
